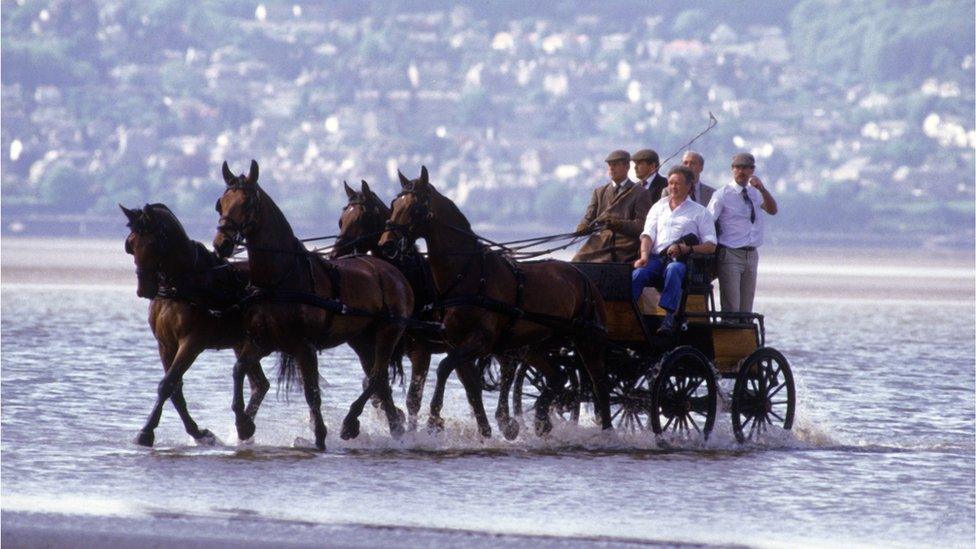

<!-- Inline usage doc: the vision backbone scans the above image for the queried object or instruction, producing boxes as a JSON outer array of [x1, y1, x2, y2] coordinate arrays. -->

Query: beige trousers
[[717, 247, 759, 313]]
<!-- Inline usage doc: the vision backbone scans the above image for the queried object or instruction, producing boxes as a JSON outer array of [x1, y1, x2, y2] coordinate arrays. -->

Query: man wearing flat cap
[[632, 148, 668, 203], [706, 152, 779, 315], [572, 149, 654, 263]]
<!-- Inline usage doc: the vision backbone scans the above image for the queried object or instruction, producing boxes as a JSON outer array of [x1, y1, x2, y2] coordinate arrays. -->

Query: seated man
[[631, 166, 717, 335], [572, 149, 654, 263]]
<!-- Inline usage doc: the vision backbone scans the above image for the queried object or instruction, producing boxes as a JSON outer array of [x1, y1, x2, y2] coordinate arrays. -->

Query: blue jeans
[[631, 257, 686, 312]]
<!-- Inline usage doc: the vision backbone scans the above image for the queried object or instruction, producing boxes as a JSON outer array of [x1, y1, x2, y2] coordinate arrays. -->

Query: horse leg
[[344, 328, 406, 439], [454, 356, 492, 438], [293, 344, 328, 450], [232, 345, 269, 441], [493, 355, 520, 440], [426, 354, 456, 432], [523, 350, 563, 437], [576, 337, 613, 431], [405, 339, 431, 431], [137, 339, 204, 446]]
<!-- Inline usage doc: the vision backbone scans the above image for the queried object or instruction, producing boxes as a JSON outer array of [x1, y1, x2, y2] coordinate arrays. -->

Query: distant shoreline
[[3, 236, 973, 301]]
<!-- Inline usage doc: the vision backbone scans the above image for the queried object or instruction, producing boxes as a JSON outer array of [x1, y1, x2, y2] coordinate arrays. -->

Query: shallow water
[[2, 260, 974, 547]]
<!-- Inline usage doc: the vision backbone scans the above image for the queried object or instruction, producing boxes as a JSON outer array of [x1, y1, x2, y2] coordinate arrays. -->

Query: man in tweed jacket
[[572, 150, 655, 263]]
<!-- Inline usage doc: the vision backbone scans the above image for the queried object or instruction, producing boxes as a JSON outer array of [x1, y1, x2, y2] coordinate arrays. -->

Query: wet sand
[[1, 510, 710, 548]]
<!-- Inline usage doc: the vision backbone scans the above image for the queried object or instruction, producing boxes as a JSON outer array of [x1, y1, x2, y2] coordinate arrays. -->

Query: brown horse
[[213, 161, 414, 450], [332, 181, 521, 437], [378, 167, 613, 437], [122, 203, 271, 447]]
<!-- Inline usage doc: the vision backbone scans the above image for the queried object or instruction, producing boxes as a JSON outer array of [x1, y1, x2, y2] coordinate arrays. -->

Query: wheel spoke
[[767, 382, 786, 399], [687, 413, 701, 433], [769, 409, 785, 423], [770, 400, 789, 406], [683, 376, 704, 397], [663, 414, 676, 431]]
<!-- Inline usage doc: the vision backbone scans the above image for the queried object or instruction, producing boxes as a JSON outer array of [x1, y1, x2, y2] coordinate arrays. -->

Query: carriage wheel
[[512, 361, 580, 424], [732, 347, 795, 443], [479, 356, 502, 392], [649, 347, 717, 440], [608, 368, 654, 432]]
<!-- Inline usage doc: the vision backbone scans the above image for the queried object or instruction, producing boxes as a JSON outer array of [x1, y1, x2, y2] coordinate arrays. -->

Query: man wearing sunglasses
[[706, 152, 779, 315]]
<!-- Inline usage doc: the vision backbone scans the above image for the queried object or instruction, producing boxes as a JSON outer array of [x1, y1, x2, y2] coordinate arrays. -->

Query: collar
[[610, 179, 633, 190]]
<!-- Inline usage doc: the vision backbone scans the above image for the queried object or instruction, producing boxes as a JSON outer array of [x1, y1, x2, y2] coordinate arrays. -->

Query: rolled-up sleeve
[[640, 203, 659, 242], [697, 208, 717, 244]]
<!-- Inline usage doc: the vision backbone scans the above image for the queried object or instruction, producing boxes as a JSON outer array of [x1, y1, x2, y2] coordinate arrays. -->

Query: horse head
[[214, 159, 261, 258], [332, 180, 390, 258], [121, 203, 190, 298], [378, 166, 435, 256]]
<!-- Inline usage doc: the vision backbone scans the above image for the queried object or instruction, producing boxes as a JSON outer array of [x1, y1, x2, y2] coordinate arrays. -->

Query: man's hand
[[666, 243, 684, 259], [575, 222, 591, 235], [748, 175, 766, 191], [604, 217, 622, 232], [633, 257, 648, 268]]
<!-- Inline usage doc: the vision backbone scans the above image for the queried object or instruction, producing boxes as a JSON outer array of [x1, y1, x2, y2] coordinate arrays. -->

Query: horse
[[213, 160, 414, 450], [121, 203, 271, 447], [378, 167, 613, 437], [332, 180, 521, 438]]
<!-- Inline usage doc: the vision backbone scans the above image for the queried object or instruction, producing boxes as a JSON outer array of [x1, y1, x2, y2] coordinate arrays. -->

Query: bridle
[[384, 186, 433, 251], [215, 182, 261, 248]]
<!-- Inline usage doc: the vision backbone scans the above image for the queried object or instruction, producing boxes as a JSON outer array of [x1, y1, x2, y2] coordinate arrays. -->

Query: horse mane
[[145, 203, 190, 243], [366, 190, 391, 219], [428, 185, 474, 235], [255, 184, 304, 251]]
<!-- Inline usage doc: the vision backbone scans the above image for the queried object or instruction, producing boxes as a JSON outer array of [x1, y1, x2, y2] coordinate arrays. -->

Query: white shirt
[[707, 181, 765, 248], [641, 197, 717, 255], [610, 178, 634, 191]]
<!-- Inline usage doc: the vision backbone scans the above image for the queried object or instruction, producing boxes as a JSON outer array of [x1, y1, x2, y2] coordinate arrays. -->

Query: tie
[[742, 188, 756, 223]]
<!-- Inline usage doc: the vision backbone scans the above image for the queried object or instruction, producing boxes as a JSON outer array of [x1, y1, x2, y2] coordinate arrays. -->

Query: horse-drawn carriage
[[509, 255, 796, 442], [123, 161, 796, 450]]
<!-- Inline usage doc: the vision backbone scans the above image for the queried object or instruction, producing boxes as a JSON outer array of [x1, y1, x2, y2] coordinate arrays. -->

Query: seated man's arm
[[693, 208, 718, 254], [576, 188, 600, 234], [634, 235, 654, 268], [613, 191, 653, 237]]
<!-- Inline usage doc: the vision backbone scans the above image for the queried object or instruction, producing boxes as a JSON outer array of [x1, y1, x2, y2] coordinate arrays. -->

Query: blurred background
[[2, 0, 974, 246]]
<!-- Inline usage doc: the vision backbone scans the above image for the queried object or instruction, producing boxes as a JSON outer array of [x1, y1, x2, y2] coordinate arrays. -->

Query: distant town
[[2, 1, 973, 246]]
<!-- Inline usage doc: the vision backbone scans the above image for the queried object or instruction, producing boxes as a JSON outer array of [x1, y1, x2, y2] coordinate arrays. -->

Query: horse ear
[[247, 159, 259, 184], [344, 181, 356, 199], [119, 204, 140, 223], [417, 166, 429, 189], [222, 161, 234, 185], [397, 170, 410, 188], [360, 179, 371, 195]]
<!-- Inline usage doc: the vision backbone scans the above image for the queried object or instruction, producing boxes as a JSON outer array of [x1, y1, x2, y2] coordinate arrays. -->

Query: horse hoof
[[315, 438, 326, 452], [500, 419, 520, 441], [479, 425, 492, 439], [426, 416, 445, 433], [396, 407, 406, 425], [135, 430, 155, 447], [534, 418, 553, 437], [195, 430, 217, 446], [407, 416, 419, 432], [390, 420, 405, 439], [236, 419, 256, 441], [341, 418, 361, 440]]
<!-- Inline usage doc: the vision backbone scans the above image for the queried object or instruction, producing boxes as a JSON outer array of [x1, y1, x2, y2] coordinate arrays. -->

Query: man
[[632, 148, 667, 203], [572, 149, 654, 263], [706, 152, 778, 315], [632, 166, 717, 335], [663, 150, 716, 205]]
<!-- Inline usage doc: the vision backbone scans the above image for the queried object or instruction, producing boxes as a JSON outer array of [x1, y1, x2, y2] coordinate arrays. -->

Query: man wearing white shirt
[[632, 166, 717, 335], [706, 152, 779, 315]]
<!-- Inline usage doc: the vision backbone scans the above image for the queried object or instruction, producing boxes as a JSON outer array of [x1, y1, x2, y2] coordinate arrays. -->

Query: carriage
[[507, 254, 796, 443]]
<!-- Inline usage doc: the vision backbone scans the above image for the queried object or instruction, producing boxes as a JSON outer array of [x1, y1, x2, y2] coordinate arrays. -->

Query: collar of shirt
[[639, 172, 659, 188], [610, 179, 634, 191]]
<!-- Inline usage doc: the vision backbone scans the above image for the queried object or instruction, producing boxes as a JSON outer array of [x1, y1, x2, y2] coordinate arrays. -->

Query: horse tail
[[276, 352, 301, 401], [388, 336, 406, 387]]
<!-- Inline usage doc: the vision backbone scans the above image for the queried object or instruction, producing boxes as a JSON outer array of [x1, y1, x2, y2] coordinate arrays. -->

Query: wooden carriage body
[[571, 260, 762, 375]]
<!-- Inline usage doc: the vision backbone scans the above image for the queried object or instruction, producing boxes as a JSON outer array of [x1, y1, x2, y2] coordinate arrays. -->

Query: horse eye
[[214, 199, 222, 213]]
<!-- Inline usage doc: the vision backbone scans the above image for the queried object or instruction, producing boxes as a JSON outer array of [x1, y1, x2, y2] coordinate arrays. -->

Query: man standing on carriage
[[706, 152, 778, 315], [632, 165, 717, 336], [572, 149, 654, 263]]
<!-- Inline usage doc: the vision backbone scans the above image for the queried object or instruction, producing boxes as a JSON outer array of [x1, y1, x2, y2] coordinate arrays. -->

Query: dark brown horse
[[332, 181, 520, 437], [378, 167, 613, 437], [122, 203, 271, 447], [213, 161, 414, 450]]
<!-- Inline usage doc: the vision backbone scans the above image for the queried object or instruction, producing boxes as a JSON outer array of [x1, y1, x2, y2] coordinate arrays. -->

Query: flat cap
[[604, 149, 631, 163], [731, 152, 756, 167], [632, 149, 660, 164]]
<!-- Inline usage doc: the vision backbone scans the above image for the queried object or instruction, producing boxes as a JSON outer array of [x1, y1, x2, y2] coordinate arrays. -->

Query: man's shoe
[[656, 312, 675, 336]]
